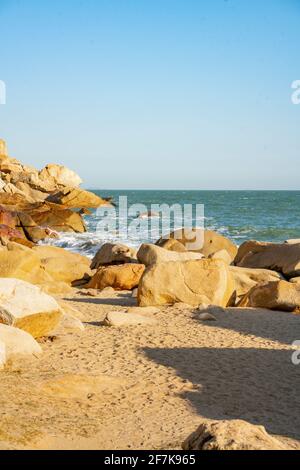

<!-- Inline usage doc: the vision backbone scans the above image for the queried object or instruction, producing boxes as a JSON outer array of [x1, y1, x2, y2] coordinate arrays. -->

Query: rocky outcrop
[[138, 259, 234, 307], [137, 243, 203, 266], [86, 263, 145, 290], [0, 278, 62, 338], [0, 139, 109, 243], [156, 229, 237, 261], [239, 280, 300, 312], [91, 243, 136, 269], [182, 419, 287, 450], [155, 238, 187, 252], [234, 240, 300, 278]]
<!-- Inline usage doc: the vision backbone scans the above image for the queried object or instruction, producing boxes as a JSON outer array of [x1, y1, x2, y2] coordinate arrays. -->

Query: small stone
[[198, 312, 217, 321]]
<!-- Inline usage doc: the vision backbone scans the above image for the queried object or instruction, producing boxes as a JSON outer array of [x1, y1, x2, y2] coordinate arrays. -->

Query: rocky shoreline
[[0, 139, 299, 450]]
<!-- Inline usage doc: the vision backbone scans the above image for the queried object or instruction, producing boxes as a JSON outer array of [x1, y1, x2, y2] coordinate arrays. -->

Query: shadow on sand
[[143, 345, 300, 440]]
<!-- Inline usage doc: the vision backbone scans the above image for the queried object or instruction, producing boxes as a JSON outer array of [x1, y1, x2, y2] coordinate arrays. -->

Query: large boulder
[[239, 280, 300, 312], [0, 278, 62, 338], [137, 243, 203, 266], [182, 419, 287, 450], [0, 324, 42, 362], [33, 245, 92, 285], [46, 187, 109, 209], [138, 259, 234, 307], [86, 263, 145, 290], [39, 163, 82, 188], [156, 229, 237, 261], [229, 266, 283, 300], [234, 240, 300, 278], [91, 243, 136, 269]]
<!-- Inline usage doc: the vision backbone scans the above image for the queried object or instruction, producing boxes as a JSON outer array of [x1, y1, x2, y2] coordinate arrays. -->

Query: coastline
[[0, 139, 299, 450]]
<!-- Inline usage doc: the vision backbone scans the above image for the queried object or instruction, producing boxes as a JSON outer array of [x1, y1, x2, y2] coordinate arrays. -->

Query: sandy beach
[[1, 288, 299, 450]]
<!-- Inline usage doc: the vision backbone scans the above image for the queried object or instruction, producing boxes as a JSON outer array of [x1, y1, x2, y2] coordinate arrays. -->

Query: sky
[[0, 0, 299, 190]]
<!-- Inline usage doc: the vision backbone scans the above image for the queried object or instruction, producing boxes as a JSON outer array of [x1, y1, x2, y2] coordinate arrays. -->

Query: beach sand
[[0, 289, 299, 450]]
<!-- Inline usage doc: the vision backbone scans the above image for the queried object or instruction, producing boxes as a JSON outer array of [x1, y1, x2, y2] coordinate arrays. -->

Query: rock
[[197, 312, 217, 321], [239, 280, 300, 312], [80, 288, 98, 297], [103, 311, 157, 327], [131, 288, 138, 298], [86, 264, 145, 291], [99, 286, 115, 295], [39, 164, 82, 188], [0, 224, 24, 243], [90, 243, 136, 269], [32, 245, 91, 285], [0, 324, 42, 362], [285, 239, 300, 244], [46, 187, 109, 209], [234, 240, 300, 278], [137, 243, 203, 266], [126, 306, 160, 315], [229, 266, 283, 300], [50, 313, 84, 335], [157, 238, 187, 252], [0, 139, 8, 157], [0, 206, 17, 228], [0, 278, 62, 338], [14, 181, 48, 202], [173, 302, 194, 309], [30, 205, 86, 233], [0, 243, 55, 286], [209, 249, 232, 265], [57, 301, 85, 321], [197, 304, 225, 314], [290, 277, 300, 285], [156, 229, 237, 261], [182, 419, 287, 450], [17, 212, 50, 242], [138, 259, 234, 307]]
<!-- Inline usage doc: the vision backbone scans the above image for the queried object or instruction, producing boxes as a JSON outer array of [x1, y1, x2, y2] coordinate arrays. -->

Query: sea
[[43, 190, 300, 258]]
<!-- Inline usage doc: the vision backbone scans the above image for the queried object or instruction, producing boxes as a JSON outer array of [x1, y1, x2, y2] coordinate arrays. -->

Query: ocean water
[[44, 190, 300, 258]]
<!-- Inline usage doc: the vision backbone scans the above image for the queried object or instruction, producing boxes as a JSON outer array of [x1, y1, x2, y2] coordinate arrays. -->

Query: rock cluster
[[0, 139, 109, 246]]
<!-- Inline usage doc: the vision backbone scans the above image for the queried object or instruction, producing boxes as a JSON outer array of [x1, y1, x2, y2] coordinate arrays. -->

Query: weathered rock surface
[[86, 263, 145, 290], [91, 243, 136, 269], [138, 259, 234, 307], [0, 324, 42, 361], [209, 249, 232, 265], [39, 164, 82, 188], [30, 205, 86, 233], [33, 245, 91, 285], [239, 280, 300, 312], [156, 229, 237, 261], [234, 240, 300, 278], [182, 419, 287, 450], [229, 266, 283, 300], [46, 187, 109, 209], [0, 278, 62, 338], [137, 243, 203, 266]]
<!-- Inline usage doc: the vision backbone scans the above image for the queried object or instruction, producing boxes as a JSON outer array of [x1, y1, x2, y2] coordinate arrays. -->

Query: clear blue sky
[[0, 0, 299, 189]]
